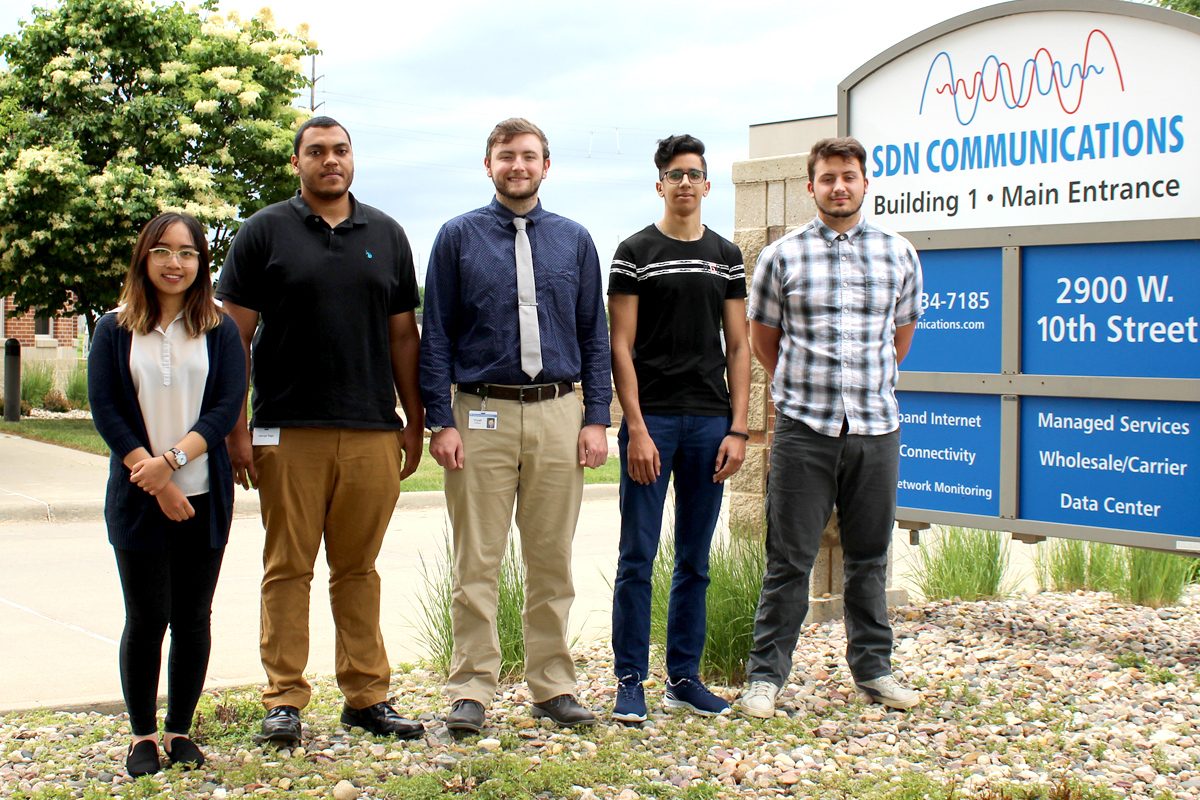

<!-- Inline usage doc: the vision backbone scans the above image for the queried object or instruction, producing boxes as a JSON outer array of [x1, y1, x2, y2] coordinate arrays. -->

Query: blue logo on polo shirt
[[365, 250, 374, 259]]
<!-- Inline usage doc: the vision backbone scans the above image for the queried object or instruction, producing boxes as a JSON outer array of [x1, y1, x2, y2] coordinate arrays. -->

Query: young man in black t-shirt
[[608, 134, 750, 723]]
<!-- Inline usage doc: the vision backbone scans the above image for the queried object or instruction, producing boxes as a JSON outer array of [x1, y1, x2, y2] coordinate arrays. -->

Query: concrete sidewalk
[[0, 432, 1041, 715], [0, 433, 624, 713]]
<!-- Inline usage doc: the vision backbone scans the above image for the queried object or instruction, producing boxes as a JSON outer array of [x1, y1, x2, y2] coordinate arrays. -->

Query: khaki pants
[[445, 391, 584, 705], [254, 428, 402, 709]]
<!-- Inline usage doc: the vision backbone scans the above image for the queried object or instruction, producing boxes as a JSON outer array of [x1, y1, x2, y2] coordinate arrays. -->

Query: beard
[[302, 169, 353, 202], [816, 194, 864, 219], [493, 173, 542, 202]]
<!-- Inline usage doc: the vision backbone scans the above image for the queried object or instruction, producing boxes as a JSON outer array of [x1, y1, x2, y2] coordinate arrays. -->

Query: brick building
[[0, 295, 82, 355]]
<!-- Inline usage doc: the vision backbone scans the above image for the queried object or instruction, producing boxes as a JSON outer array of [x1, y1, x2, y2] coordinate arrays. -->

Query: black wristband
[[727, 430, 750, 440]]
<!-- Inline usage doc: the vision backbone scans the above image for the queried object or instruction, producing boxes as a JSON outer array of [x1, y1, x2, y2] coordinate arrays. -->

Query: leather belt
[[457, 381, 574, 403]]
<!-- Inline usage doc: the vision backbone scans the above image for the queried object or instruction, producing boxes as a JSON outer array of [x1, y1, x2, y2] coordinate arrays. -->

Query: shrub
[[906, 526, 1012, 601], [20, 360, 54, 407], [42, 388, 71, 413], [649, 524, 765, 685], [412, 528, 527, 679], [64, 362, 88, 410]]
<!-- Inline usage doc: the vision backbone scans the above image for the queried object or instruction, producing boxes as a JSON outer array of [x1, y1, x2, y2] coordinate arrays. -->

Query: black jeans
[[746, 415, 899, 686], [113, 494, 225, 736]]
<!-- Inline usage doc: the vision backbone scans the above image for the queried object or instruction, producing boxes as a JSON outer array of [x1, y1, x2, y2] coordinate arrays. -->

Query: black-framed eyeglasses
[[661, 169, 706, 184]]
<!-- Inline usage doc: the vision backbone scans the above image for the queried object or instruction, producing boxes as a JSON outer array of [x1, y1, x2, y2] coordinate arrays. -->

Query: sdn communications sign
[[849, 5, 1198, 231], [841, 0, 1200, 551]]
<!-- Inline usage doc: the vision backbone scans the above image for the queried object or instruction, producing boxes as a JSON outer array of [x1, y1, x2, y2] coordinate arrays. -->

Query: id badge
[[468, 410, 499, 430], [252, 427, 281, 446]]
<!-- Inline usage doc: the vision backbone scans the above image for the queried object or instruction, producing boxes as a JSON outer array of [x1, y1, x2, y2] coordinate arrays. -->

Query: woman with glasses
[[88, 212, 245, 777]]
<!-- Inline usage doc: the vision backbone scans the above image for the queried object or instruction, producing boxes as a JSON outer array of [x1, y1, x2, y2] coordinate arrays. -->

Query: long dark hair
[[116, 212, 221, 337]]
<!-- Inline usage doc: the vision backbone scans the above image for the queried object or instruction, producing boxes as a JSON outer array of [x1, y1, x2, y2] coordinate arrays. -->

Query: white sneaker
[[737, 681, 779, 719], [855, 674, 920, 710]]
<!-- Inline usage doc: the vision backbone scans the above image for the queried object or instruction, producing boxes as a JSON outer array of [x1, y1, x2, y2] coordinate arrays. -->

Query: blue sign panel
[[1022, 241, 1200, 379], [1020, 397, 1200, 537], [898, 391, 1001, 516], [904, 248, 1003, 374]]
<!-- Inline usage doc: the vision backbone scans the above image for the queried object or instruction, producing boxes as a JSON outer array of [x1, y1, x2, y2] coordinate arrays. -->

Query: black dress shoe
[[258, 704, 302, 747], [164, 736, 205, 768], [446, 699, 485, 735], [341, 700, 424, 739], [126, 740, 160, 777], [531, 694, 597, 727]]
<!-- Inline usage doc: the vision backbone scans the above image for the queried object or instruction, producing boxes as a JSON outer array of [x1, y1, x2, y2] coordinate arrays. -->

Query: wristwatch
[[429, 426, 445, 434], [167, 447, 188, 470]]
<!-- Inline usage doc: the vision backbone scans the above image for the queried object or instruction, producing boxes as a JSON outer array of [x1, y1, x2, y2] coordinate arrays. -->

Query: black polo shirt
[[216, 193, 420, 429]]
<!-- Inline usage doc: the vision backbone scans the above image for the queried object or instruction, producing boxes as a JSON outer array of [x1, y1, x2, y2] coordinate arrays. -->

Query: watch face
[[172, 449, 187, 467]]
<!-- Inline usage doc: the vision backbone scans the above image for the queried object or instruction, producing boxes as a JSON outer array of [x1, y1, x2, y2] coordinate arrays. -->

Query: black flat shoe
[[126, 740, 160, 777], [165, 736, 205, 768], [257, 704, 302, 747], [531, 694, 597, 727], [446, 699, 485, 735], [341, 700, 424, 739]]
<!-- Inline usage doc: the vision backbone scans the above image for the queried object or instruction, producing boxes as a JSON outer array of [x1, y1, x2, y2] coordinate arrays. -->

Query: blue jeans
[[746, 413, 899, 686], [612, 414, 729, 681]]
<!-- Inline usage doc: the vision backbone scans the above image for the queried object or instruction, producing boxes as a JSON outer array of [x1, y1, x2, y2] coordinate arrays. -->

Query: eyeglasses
[[661, 169, 707, 184], [148, 247, 200, 266]]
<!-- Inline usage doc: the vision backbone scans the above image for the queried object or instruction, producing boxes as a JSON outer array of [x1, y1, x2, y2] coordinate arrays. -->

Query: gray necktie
[[513, 217, 543, 381]]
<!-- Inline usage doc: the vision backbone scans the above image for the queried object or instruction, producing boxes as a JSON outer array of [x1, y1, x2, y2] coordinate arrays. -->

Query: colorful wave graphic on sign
[[920, 29, 1125, 125]]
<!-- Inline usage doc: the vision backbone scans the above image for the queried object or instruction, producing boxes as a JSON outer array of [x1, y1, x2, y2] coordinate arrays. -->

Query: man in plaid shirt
[[737, 137, 924, 718]]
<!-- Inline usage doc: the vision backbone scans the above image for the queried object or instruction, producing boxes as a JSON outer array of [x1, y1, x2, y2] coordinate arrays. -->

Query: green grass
[[0, 418, 620, 491], [906, 525, 1013, 601], [0, 418, 109, 455], [648, 523, 765, 685]]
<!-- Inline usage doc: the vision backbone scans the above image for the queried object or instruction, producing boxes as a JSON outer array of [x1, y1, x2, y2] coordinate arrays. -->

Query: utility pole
[[309, 55, 324, 112]]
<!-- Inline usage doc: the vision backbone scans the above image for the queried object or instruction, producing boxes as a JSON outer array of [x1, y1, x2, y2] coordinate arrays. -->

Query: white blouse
[[129, 314, 210, 496]]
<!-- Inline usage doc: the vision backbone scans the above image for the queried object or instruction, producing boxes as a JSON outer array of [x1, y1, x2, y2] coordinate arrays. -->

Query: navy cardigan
[[88, 312, 246, 550]]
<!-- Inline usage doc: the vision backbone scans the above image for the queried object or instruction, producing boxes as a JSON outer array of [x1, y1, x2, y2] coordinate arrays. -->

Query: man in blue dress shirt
[[420, 118, 612, 734]]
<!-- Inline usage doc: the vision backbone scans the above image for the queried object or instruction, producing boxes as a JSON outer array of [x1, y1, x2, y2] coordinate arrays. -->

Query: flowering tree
[[0, 0, 316, 335], [1158, 0, 1199, 15]]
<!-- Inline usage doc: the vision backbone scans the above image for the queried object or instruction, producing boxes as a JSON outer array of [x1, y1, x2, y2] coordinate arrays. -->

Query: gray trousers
[[746, 413, 898, 686]]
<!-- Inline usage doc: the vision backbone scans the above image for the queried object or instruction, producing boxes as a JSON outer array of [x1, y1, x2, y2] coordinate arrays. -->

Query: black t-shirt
[[216, 193, 420, 429], [608, 225, 746, 415]]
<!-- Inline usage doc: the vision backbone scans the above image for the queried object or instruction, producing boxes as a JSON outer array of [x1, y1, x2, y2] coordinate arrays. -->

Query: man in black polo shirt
[[217, 116, 424, 745], [608, 134, 750, 723]]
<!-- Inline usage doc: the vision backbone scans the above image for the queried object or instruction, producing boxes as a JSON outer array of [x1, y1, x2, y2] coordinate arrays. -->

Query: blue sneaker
[[664, 676, 731, 716], [612, 675, 647, 724]]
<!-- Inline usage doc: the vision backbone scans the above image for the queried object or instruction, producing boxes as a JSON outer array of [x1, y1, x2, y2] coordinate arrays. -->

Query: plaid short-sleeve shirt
[[747, 216, 923, 437]]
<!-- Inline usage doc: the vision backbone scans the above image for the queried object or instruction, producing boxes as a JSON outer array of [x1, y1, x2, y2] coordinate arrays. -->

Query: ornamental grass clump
[[906, 525, 1013, 601], [1122, 547, 1193, 608], [65, 361, 88, 410], [19, 360, 54, 407], [1037, 538, 1191, 608], [413, 529, 527, 679], [649, 523, 765, 685], [1036, 539, 1124, 594]]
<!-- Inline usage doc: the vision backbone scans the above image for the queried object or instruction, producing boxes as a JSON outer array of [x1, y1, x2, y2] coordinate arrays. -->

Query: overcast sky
[[0, 0, 999, 281]]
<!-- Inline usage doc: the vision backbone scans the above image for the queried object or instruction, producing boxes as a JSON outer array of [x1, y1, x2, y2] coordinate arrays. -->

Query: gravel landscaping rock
[[1, 589, 1197, 798]]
